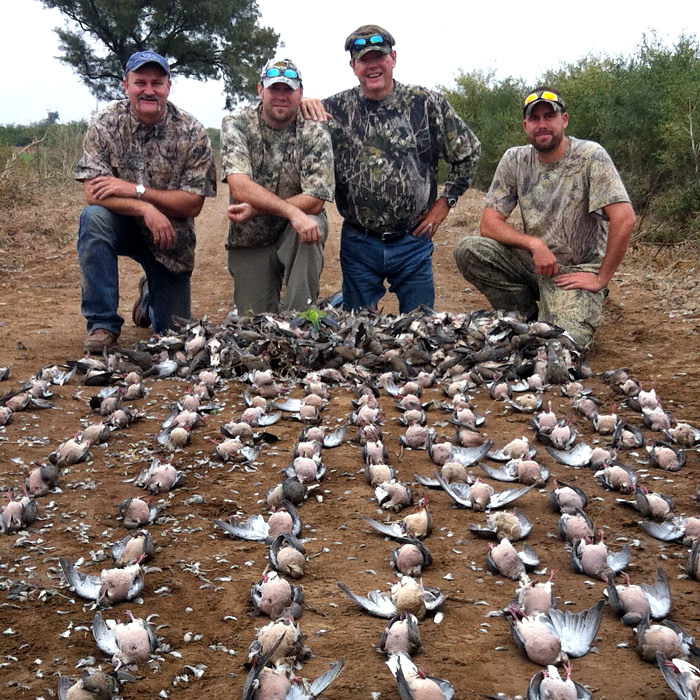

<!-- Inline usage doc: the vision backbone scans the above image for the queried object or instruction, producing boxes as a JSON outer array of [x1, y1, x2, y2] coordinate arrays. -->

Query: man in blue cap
[[75, 50, 217, 353]]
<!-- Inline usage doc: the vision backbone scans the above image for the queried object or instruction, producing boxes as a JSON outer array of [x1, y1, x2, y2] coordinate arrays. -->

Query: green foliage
[[40, 0, 279, 108], [444, 32, 700, 243], [442, 70, 527, 189]]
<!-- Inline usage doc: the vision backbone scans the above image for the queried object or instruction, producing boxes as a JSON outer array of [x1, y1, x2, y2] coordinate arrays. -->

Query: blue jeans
[[77, 205, 191, 336], [340, 222, 435, 313]]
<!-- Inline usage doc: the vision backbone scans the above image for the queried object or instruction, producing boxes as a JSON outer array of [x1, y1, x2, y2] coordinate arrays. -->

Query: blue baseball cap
[[124, 51, 170, 78]]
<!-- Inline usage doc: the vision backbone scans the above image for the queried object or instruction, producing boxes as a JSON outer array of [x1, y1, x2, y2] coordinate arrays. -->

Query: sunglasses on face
[[352, 34, 389, 50], [524, 90, 563, 107], [265, 67, 299, 80]]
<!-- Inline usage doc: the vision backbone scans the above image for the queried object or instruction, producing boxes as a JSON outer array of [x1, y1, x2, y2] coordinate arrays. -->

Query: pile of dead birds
[[0, 306, 698, 699]]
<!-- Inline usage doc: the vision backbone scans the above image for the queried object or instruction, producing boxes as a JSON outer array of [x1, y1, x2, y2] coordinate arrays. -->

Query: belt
[[349, 221, 410, 243]]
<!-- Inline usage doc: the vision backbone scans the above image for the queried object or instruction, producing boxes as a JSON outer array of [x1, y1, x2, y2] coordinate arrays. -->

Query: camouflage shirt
[[485, 137, 631, 266], [220, 103, 335, 248], [74, 100, 217, 274], [322, 81, 480, 233]]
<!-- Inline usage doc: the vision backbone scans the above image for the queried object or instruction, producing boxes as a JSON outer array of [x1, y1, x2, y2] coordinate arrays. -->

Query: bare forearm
[[227, 175, 323, 218], [596, 203, 636, 286], [480, 208, 541, 255]]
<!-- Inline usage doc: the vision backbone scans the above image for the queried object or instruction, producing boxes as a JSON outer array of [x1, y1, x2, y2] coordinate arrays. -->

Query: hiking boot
[[83, 328, 119, 354], [132, 276, 151, 328]]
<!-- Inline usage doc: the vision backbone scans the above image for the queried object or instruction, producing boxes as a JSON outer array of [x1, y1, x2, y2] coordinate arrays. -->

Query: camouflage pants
[[453, 236, 605, 348]]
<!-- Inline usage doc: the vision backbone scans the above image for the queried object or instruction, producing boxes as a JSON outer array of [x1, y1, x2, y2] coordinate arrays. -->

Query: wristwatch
[[443, 194, 458, 208], [135, 184, 146, 199]]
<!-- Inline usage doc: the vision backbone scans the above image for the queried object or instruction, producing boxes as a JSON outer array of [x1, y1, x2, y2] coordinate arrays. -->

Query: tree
[[40, 0, 279, 108]]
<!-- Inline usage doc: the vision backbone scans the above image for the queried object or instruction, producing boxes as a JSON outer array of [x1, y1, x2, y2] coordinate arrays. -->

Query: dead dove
[[283, 657, 345, 699], [663, 422, 700, 448], [24, 463, 59, 497], [285, 455, 326, 483], [363, 498, 433, 542], [379, 613, 422, 656], [647, 441, 686, 472], [215, 500, 302, 544], [251, 570, 304, 619], [549, 480, 588, 514], [391, 539, 433, 576], [92, 610, 159, 668], [615, 486, 673, 521], [49, 434, 91, 468], [111, 530, 153, 567], [487, 538, 540, 580], [635, 615, 700, 663], [570, 531, 631, 580], [386, 652, 455, 700], [134, 459, 184, 494], [558, 510, 594, 544], [1, 493, 37, 533], [605, 566, 671, 625], [376, 481, 414, 512], [57, 670, 118, 700], [642, 516, 700, 547], [269, 533, 307, 580], [60, 557, 144, 605], [526, 663, 593, 700], [248, 617, 310, 668], [337, 577, 445, 620], [594, 463, 638, 494], [435, 473, 533, 511], [513, 570, 558, 616], [470, 509, 532, 541], [266, 478, 307, 509], [507, 599, 604, 666], [117, 497, 160, 529], [656, 652, 700, 700], [366, 463, 397, 487], [479, 459, 549, 486]]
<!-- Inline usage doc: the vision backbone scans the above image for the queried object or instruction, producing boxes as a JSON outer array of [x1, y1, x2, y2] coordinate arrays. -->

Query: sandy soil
[[0, 185, 698, 699]]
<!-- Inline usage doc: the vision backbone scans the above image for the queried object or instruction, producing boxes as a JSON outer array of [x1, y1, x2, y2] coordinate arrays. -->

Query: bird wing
[[517, 543, 540, 569], [323, 425, 346, 448], [545, 442, 593, 467], [642, 520, 686, 542], [479, 463, 518, 482], [642, 566, 672, 619], [413, 473, 442, 488], [449, 441, 493, 466], [307, 657, 345, 697], [655, 651, 692, 700], [337, 582, 395, 618], [488, 485, 534, 509], [607, 544, 631, 573], [92, 612, 119, 656], [362, 516, 409, 542], [549, 599, 604, 657], [214, 515, 268, 542], [59, 557, 100, 601], [434, 473, 473, 508]]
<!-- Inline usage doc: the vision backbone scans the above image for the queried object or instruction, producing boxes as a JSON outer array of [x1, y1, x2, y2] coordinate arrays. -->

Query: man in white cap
[[75, 50, 217, 353], [221, 58, 335, 314], [454, 86, 636, 348]]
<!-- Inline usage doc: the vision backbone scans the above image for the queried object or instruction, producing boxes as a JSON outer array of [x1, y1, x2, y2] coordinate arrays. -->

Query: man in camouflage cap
[[302, 25, 480, 313], [454, 87, 636, 348], [221, 58, 335, 314], [74, 50, 217, 354]]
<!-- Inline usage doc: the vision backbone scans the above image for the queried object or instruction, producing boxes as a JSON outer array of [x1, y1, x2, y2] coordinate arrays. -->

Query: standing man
[[303, 25, 480, 314], [221, 58, 335, 314], [454, 87, 636, 349], [75, 50, 217, 354]]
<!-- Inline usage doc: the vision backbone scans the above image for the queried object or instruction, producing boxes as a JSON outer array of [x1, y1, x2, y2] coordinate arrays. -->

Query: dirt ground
[[0, 184, 698, 699]]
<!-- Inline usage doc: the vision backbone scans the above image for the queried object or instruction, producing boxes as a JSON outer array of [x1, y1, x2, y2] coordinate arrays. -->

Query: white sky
[[1, 0, 698, 129]]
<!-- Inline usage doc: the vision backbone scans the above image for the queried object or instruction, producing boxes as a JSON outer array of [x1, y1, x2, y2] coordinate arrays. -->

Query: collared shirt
[[220, 103, 335, 248], [75, 100, 217, 273], [322, 81, 481, 233], [485, 137, 631, 265]]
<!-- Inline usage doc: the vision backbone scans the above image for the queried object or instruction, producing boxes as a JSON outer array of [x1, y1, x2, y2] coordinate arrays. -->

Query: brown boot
[[83, 328, 119, 354]]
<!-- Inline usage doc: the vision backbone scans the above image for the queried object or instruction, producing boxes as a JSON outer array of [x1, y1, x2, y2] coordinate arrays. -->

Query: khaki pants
[[454, 235, 604, 348], [228, 212, 328, 314]]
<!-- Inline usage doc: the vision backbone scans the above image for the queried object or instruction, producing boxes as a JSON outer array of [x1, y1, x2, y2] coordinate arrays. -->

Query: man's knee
[[78, 205, 121, 244]]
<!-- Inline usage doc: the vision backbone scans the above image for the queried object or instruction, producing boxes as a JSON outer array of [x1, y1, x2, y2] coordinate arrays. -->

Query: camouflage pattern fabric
[[221, 103, 335, 248], [322, 82, 480, 232], [484, 137, 630, 265], [74, 100, 216, 274], [454, 236, 604, 348]]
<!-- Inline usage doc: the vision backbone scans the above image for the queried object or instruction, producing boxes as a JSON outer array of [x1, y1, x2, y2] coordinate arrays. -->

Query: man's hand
[[227, 203, 261, 223], [530, 239, 559, 276], [299, 98, 332, 122], [413, 198, 450, 239], [142, 207, 176, 250], [88, 176, 141, 200], [554, 271, 605, 292], [290, 211, 322, 244]]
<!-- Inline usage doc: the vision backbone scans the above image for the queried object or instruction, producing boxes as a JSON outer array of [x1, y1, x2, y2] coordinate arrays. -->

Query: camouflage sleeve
[[73, 118, 114, 182], [436, 94, 481, 202], [483, 148, 520, 218], [178, 120, 217, 197], [586, 145, 630, 215], [220, 111, 253, 182], [299, 122, 335, 202]]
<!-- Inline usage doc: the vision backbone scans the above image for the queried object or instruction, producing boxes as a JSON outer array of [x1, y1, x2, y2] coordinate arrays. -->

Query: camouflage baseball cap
[[124, 51, 170, 78], [260, 58, 302, 90], [344, 25, 395, 59], [523, 88, 566, 117]]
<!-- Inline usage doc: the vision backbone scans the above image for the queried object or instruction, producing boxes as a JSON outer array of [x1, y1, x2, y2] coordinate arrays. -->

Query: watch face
[[446, 196, 457, 208], [136, 184, 145, 197]]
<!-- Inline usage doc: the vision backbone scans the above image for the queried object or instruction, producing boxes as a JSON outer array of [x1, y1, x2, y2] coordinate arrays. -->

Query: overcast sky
[[2, 0, 698, 129]]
